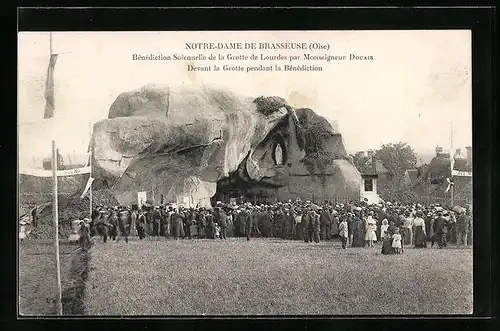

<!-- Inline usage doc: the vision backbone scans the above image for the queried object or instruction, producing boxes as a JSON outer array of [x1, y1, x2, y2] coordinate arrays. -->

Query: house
[[354, 150, 389, 204], [410, 145, 472, 204], [403, 164, 429, 187]]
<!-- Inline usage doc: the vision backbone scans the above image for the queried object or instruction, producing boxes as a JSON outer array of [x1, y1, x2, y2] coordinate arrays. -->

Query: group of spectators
[[77, 198, 472, 254]]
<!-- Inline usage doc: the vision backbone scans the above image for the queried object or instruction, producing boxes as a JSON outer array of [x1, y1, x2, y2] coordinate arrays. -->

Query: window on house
[[364, 179, 373, 192]]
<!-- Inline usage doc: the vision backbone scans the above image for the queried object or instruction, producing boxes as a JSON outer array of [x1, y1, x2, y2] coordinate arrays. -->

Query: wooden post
[[89, 122, 92, 219], [450, 121, 454, 207], [52, 141, 63, 315], [49, 32, 53, 57]]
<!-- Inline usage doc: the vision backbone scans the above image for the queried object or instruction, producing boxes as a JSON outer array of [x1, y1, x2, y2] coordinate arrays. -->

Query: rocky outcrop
[[91, 84, 361, 207]]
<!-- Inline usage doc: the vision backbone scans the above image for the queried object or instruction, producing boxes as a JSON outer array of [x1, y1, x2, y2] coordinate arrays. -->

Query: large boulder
[[90, 84, 361, 207]]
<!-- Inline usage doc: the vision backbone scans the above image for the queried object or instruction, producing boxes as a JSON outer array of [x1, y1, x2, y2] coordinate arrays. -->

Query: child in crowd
[[365, 216, 377, 247], [392, 228, 402, 254], [215, 223, 221, 239]]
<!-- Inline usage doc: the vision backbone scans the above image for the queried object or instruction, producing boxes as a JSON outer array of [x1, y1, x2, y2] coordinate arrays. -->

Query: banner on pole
[[20, 166, 91, 177], [80, 177, 94, 198], [452, 170, 472, 177], [137, 191, 147, 207]]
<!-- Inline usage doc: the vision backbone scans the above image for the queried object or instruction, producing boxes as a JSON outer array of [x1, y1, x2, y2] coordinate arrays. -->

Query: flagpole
[[52, 141, 63, 315], [49, 32, 53, 56]]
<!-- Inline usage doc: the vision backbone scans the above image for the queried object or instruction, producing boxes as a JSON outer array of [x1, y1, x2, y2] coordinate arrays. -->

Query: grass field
[[83, 237, 473, 315], [19, 241, 89, 316]]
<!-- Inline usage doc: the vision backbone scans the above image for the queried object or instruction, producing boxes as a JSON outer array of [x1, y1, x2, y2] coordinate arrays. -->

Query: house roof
[[411, 154, 471, 189], [405, 169, 419, 184], [357, 156, 389, 175]]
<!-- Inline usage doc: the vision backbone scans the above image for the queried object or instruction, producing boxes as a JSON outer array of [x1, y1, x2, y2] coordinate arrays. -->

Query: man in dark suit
[[214, 207, 227, 239], [433, 211, 447, 249], [243, 207, 255, 241], [320, 207, 332, 240]]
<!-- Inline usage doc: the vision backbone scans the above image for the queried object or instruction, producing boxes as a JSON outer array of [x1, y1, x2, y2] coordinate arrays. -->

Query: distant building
[[42, 158, 52, 170], [41, 152, 65, 170], [409, 145, 472, 204]]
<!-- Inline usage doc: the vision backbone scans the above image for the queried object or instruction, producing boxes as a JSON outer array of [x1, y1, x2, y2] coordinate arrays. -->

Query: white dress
[[392, 234, 402, 248], [365, 223, 377, 241]]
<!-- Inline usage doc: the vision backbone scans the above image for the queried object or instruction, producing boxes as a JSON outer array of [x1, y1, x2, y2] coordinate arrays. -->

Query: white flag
[[80, 177, 94, 198], [444, 177, 454, 193]]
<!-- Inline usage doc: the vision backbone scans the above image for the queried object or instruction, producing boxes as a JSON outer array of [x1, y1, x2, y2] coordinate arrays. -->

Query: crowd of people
[[76, 198, 473, 254]]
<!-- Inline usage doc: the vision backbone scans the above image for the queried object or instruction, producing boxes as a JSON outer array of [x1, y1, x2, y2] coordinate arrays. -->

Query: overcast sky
[[18, 31, 472, 166]]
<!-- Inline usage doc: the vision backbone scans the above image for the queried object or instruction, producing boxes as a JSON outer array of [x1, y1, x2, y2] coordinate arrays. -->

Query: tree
[[374, 142, 418, 201], [374, 142, 417, 179]]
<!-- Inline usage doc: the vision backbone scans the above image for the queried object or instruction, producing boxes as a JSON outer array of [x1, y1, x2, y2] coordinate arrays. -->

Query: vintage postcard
[[18, 30, 472, 316]]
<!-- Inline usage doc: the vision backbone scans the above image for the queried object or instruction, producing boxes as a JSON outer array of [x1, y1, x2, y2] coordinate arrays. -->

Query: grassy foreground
[[19, 242, 89, 316], [84, 238, 472, 315]]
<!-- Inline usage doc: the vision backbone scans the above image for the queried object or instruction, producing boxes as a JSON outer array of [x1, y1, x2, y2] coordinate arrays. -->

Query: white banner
[[137, 191, 147, 207], [19, 166, 91, 177], [80, 177, 94, 198], [452, 170, 472, 177]]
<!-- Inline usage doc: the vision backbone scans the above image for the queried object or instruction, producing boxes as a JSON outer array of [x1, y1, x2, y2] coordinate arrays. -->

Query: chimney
[[367, 149, 375, 158], [435, 145, 443, 156], [466, 146, 472, 166]]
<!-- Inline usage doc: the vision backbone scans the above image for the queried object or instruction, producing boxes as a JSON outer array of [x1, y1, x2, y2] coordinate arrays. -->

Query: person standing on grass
[[351, 212, 364, 247], [284, 208, 295, 240], [365, 215, 377, 247], [294, 208, 303, 241], [301, 208, 311, 243], [78, 219, 92, 249], [392, 228, 402, 254], [466, 208, 473, 246], [136, 210, 147, 240], [320, 207, 332, 241], [311, 210, 321, 243], [215, 207, 228, 239], [117, 207, 131, 243], [412, 211, 427, 248], [402, 211, 414, 246], [244, 206, 255, 241], [455, 209, 467, 247], [171, 208, 183, 240], [433, 211, 447, 249], [109, 208, 119, 241], [338, 216, 349, 249], [197, 208, 207, 239], [227, 210, 234, 237], [206, 209, 216, 239]]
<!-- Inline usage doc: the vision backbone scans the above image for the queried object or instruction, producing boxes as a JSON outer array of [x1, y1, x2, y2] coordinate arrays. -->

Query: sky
[[18, 31, 472, 168]]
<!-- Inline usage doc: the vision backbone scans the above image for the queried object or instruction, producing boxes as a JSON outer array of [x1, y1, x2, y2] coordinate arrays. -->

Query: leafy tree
[[372, 142, 418, 201], [374, 142, 417, 178]]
